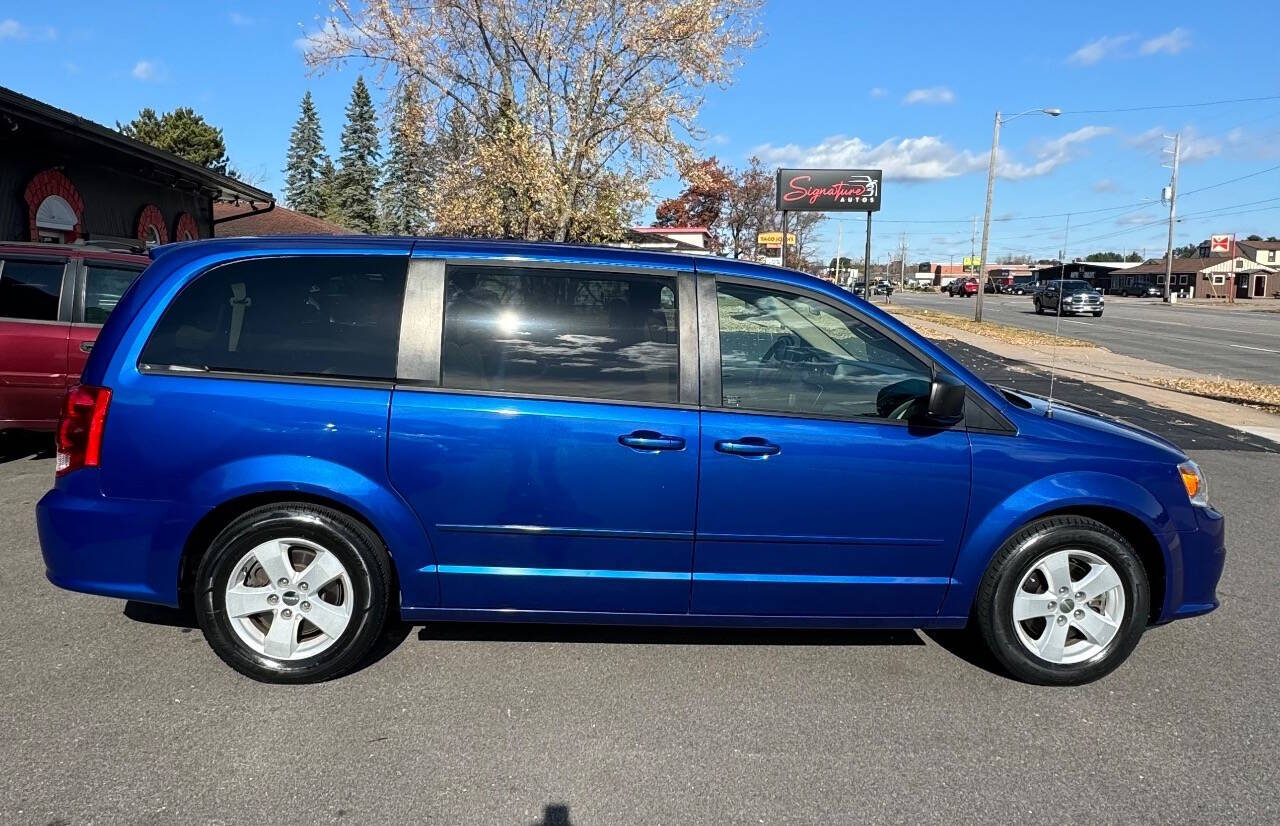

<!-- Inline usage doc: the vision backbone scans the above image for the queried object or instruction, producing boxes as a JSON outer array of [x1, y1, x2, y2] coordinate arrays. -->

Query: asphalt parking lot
[[3, 397, 1278, 823], [890, 290, 1280, 383]]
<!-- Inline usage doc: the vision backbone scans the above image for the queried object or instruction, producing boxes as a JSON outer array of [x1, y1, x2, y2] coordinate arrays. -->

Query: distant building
[[616, 226, 715, 255], [1236, 238, 1280, 268], [213, 203, 353, 237], [1032, 261, 1140, 292], [0, 85, 269, 248], [1120, 255, 1275, 299]]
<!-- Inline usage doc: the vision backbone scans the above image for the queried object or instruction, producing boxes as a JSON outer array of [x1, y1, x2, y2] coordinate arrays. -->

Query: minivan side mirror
[[927, 371, 966, 425]]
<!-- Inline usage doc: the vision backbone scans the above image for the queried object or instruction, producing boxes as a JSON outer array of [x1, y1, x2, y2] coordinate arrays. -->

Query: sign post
[[776, 168, 883, 295]]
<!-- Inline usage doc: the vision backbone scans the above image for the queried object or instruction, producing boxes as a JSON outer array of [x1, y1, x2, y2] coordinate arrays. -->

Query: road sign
[[1210, 234, 1231, 254]]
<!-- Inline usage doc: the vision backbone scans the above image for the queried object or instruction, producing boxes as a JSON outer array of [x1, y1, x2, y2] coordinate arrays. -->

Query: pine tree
[[334, 76, 380, 233], [380, 82, 430, 235], [316, 156, 339, 224], [283, 92, 328, 216]]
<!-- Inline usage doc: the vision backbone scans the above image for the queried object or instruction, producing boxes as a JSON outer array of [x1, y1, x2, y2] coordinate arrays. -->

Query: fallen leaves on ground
[[885, 307, 1093, 349], [1149, 376, 1280, 415]]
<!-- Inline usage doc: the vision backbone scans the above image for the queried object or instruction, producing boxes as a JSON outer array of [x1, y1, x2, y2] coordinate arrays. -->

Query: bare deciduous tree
[[305, 0, 762, 241]]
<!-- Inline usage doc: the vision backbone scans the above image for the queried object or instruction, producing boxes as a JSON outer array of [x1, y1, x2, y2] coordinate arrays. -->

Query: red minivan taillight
[[55, 385, 112, 476]]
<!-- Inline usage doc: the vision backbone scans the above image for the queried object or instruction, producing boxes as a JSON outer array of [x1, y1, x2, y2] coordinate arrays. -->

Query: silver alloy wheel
[[1012, 548, 1126, 665], [223, 537, 354, 661]]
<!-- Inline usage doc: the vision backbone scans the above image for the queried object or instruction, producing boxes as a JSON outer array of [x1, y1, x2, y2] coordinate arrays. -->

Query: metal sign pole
[[780, 211, 789, 268], [864, 212, 873, 301]]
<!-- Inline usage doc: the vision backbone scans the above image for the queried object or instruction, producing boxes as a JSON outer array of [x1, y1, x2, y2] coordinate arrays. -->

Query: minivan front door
[[389, 259, 700, 614], [692, 277, 972, 618]]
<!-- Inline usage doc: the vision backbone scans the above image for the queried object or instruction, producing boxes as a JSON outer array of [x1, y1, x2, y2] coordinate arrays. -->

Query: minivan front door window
[[715, 282, 932, 420]]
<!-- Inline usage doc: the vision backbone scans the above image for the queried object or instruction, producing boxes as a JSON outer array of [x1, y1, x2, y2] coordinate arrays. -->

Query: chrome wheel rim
[[1012, 549, 1126, 665], [223, 537, 354, 661]]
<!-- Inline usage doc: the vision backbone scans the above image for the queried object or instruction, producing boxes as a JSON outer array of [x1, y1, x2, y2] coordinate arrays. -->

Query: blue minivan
[[37, 237, 1224, 684]]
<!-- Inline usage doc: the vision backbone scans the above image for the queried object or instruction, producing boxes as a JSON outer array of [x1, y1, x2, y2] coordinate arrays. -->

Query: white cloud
[[1140, 28, 1190, 56], [1067, 34, 1133, 65], [229, 12, 254, 27], [902, 87, 955, 105], [131, 60, 165, 82], [0, 18, 56, 40], [869, 87, 889, 99], [1092, 178, 1116, 193], [999, 125, 1113, 179], [1128, 125, 1262, 163], [294, 18, 362, 52], [710, 133, 730, 146], [753, 126, 1111, 183]]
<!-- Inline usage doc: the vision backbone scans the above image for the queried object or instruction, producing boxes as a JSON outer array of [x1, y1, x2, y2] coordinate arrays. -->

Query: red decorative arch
[[136, 204, 169, 245], [24, 169, 84, 243], [173, 211, 199, 242]]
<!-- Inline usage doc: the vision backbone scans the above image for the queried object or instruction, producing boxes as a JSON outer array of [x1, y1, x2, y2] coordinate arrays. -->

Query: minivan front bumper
[[1163, 504, 1226, 621]]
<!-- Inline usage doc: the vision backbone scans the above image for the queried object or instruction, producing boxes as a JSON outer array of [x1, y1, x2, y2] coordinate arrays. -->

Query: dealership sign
[[776, 168, 882, 212], [1210, 234, 1232, 254]]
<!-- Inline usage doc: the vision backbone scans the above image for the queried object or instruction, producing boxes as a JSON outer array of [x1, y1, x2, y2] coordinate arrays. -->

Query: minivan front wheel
[[194, 503, 393, 683], [975, 516, 1149, 685]]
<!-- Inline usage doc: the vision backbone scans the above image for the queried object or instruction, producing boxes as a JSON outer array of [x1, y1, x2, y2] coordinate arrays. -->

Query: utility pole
[[834, 222, 843, 284], [1162, 133, 1180, 303], [975, 111, 1002, 322]]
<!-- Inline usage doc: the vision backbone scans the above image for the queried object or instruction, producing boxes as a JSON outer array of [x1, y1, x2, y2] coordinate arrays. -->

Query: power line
[[1181, 162, 1280, 197], [1061, 94, 1280, 115]]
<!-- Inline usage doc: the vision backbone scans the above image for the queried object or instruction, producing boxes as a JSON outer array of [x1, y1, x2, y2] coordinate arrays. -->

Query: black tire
[[974, 515, 1149, 685], [1034, 301, 1044, 314], [1093, 311, 1103, 317], [194, 502, 393, 683]]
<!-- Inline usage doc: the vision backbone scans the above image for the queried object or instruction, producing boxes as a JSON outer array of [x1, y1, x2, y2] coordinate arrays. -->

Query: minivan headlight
[[1178, 460, 1209, 506]]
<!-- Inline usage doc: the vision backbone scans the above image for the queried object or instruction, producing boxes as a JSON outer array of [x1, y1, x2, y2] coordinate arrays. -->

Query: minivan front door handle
[[618, 430, 686, 452], [715, 437, 780, 457]]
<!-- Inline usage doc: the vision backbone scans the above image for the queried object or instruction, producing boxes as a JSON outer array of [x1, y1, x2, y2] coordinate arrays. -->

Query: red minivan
[[0, 243, 148, 431]]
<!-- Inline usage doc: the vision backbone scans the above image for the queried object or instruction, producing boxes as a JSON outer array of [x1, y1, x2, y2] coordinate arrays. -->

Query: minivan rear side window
[[441, 266, 679, 404], [141, 256, 406, 380]]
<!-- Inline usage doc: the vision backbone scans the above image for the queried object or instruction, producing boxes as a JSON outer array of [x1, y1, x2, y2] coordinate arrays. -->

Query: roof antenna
[[1045, 213, 1070, 418]]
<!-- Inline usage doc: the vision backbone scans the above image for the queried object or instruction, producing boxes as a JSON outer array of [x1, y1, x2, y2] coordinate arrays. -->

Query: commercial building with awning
[[0, 85, 272, 249]]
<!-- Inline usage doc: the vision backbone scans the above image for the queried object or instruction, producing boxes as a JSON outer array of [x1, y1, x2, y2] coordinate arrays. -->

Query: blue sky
[[2, 1, 1278, 264]]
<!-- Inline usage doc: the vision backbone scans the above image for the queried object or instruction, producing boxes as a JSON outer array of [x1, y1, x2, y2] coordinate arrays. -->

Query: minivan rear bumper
[[37, 473, 188, 607]]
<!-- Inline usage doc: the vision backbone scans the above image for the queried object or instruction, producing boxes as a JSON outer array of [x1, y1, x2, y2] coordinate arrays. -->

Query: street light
[[974, 107, 1061, 322]]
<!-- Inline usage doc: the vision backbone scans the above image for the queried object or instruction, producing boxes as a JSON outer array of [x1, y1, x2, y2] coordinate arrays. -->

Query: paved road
[[3, 392, 1277, 824], [888, 290, 1280, 383]]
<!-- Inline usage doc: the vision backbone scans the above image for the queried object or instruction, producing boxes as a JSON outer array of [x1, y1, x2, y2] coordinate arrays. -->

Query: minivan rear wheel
[[974, 516, 1149, 685], [194, 503, 392, 683]]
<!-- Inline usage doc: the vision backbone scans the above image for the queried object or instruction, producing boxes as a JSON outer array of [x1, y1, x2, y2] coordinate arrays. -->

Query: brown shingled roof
[[213, 202, 355, 237], [1121, 256, 1232, 275]]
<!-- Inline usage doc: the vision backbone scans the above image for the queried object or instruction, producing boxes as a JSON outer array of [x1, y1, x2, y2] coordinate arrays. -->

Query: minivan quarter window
[[440, 265, 680, 404], [715, 281, 933, 420], [140, 255, 407, 380]]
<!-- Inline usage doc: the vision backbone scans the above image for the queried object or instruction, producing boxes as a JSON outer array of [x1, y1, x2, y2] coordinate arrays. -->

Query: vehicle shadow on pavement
[[123, 601, 415, 676], [416, 622, 924, 647], [529, 803, 574, 826], [0, 431, 53, 464], [921, 628, 1007, 679]]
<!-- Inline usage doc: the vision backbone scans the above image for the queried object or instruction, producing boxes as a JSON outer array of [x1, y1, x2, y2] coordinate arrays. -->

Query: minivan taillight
[[56, 385, 112, 476]]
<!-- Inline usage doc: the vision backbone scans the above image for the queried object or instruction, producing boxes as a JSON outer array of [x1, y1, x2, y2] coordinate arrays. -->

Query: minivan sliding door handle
[[618, 431, 686, 452], [715, 437, 780, 457]]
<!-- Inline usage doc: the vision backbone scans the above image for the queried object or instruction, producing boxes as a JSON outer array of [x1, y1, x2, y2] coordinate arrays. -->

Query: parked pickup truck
[[1033, 279, 1104, 317], [0, 242, 148, 431]]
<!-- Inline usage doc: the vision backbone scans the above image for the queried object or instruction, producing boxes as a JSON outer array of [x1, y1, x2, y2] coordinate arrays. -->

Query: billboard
[[776, 168, 882, 212]]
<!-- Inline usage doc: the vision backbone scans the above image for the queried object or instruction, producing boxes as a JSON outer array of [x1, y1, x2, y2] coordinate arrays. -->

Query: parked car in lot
[[0, 242, 148, 432], [1119, 283, 1162, 298], [1034, 279, 1105, 317], [39, 237, 1224, 685], [945, 278, 978, 297], [1007, 282, 1035, 295]]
